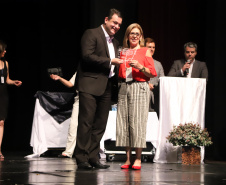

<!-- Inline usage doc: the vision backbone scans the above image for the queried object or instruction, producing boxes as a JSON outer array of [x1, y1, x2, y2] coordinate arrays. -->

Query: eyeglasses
[[129, 32, 140, 37]]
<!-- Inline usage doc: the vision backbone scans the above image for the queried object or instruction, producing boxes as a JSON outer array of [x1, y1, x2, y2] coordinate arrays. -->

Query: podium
[[153, 77, 207, 163]]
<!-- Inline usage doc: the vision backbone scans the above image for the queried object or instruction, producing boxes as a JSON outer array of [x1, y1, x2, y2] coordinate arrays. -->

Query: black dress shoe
[[90, 161, 110, 169], [77, 162, 93, 170]]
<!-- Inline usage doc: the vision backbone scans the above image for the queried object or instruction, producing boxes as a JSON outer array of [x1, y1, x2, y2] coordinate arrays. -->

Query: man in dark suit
[[75, 9, 123, 169], [168, 42, 208, 79]]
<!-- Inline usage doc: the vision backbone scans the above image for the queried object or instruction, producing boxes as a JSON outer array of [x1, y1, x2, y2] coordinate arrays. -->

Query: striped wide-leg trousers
[[116, 81, 150, 148]]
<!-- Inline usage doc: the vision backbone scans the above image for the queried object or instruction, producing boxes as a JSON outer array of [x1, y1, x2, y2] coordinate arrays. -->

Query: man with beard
[[74, 9, 123, 170]]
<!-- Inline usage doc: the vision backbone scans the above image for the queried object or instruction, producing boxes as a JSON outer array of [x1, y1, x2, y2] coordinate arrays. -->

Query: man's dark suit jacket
[[77, 26, 119, 99], [167, 59, 208, 79]]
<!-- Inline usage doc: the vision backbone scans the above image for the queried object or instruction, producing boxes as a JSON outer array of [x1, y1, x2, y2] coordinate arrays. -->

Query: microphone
[[185, 60, 190, 75]]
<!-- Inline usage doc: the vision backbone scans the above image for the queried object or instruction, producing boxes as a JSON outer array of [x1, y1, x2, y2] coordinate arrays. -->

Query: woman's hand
[[14, 80, 22, 87], [50, 74, 61, 81], [129, 60, 143, 70]]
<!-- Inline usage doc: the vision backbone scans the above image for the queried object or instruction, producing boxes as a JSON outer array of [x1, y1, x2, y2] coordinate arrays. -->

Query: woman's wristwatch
[[139, 66, 145, 72]]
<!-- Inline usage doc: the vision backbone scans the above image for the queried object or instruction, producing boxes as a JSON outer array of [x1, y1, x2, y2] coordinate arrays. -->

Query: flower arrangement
[[166, 123, 213, 147]]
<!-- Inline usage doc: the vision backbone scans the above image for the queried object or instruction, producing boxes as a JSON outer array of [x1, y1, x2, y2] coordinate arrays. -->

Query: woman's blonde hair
[[122, 23, 145, 48]]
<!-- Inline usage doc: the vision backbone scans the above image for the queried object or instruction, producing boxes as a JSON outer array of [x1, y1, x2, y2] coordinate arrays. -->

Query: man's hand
[[182, 62, 191, 72], [149, 83, 154, 90], [111, 58, 123, 65]]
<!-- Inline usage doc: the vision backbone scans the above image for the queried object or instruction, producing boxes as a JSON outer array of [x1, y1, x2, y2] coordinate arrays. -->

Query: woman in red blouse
[[116, 23, 157, 170]]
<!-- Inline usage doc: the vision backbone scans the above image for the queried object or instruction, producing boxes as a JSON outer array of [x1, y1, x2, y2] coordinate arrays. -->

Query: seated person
[[167, 42, 208, 79]]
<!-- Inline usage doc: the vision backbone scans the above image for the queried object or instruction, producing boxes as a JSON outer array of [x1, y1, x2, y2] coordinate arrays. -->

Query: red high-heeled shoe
[[121, 164, 130, 169], [132, 165, 141, 170]]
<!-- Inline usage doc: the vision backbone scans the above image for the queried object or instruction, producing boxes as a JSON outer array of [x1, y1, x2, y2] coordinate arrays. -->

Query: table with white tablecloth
[[153, 77, 207, 163], [26, 91, 74, 158], [27, 92, 159, 158], [27, 100, 71, 158]]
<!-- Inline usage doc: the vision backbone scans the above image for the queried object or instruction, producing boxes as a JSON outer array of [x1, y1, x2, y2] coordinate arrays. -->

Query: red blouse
[[118, 47, 157, 81]]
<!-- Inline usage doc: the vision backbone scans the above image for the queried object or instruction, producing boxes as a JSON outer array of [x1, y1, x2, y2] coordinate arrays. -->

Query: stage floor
[[1, 151, 226, 184]]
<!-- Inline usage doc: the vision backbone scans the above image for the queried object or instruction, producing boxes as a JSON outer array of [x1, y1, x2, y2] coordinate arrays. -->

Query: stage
[[1, 151, 226, 184]]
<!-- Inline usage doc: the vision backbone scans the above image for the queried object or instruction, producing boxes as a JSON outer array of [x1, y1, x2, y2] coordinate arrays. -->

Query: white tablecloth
[[153, 77, 206, 163], [27, 101, 159, 158], [27, 99, 71, 157], [100, 111, 159, 152]]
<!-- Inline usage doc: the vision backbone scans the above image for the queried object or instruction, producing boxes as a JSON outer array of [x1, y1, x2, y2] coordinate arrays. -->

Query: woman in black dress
[[0, 40, 22, 159]]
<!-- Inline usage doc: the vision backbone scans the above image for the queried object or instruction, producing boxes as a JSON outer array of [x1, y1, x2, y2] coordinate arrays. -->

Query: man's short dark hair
[[107, 8, 122, 20], [144, 37, 155, 46], [184, 42, 197, 51]]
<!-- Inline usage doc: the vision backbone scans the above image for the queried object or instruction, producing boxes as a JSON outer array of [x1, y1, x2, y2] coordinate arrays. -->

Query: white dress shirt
[[101, 25, 115, 78]]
